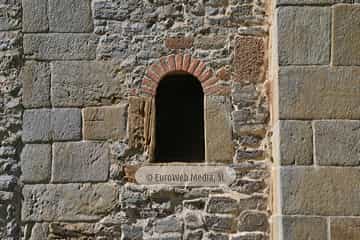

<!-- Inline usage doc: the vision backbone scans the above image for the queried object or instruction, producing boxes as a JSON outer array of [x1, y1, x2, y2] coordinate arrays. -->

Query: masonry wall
[[272, 1, 360, 239], [0, 0, 272, 239]]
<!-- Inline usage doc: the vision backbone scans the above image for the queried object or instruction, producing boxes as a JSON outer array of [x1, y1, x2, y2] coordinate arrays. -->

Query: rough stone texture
[[128, 96, 149, 151], [333, 5, 360, 66], [281, 167, 360, 216], [22, 183, 118, 221], [205, 96, 233, 162], [22, 0, 48, 32], [83, 104, 128, 140], [238, 211, 269, 232], [278, 66, 360, 120], [234, 36, 265, 83], [0, 0, 21, 31], [52, 142, 110, 183], [51, 61, 122, 107], [29, 223, 49, 240], [48, 0, 93, 32], [21, 61, 51, 108], [20, 144, 51, 183], [273, 120, 313, 166], [22, 109, 51, 142], [314, 120, 360, 166], [277, 0, 351, 5], [24, 34, 98, 60], [277, 7, 330, 65], [331, 217, 360, 240]]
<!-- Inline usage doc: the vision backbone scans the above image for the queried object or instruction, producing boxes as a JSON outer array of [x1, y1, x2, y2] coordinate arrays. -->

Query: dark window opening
[[154, 74, 205, 163]]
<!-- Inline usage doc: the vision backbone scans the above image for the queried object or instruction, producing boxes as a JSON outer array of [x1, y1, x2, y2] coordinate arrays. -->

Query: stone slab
[[83, 104, 128, 140], [333, 5, 360, 65], [21, 144, 51, 183], [22, 0, 48, 32], [23, 109, 51, 142], [314, 120, 360, 166], [48, 0, 93, 32], [277, 0, 351, 5], [277, 7, 330, 65], [277, 66, 360, 119], [24, 34, 98, 60], [52, 142, 109, 183], [205, 96, 234, 163], [273, 120, 313, 166], [22, 183, 118, 221], [281, 167, 360, 216], [51, 61, 122, 107], [331, 217, 360, 240], [21, 61, 51, 108]]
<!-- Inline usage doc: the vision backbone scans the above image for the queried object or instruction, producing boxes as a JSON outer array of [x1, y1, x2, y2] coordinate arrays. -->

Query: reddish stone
[[146, 69, 161, 82], [124, 165, 140, 183], [198, 68, 213, 83], [202, 77, 218, 88], [167, 55, 176, 71], [193, 62, 206, 78], [141, 87, 155, 96], [182, 54, 191, 71], [188, 58, 200, 74], [204, 85, 230, 96], [165, 37, 193, 49], [175, 54, 183, 71], [160, 57, 169, 73], [142, 77, 157, 88], [150, 63, 165, 78], [216, 66, 231, 81]]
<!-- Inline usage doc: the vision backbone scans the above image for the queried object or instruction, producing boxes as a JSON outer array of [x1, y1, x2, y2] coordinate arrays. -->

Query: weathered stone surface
[[205, 96, 233, 162], [51, 108, 81, 141], [30, 223, 49, 240], [0, 0, 21, 31], [238, 211, 268, 232], [23, 109, 51, 142], [128, 96, 149, 150], [314, 120, 360, 166], [273, 120, 313, 165], [234, 36, 265, 83], [21, 61, 50, 108], [278, 67, 360, 119], [231, 232, 266, 240], [205, 215, 235, 232], [154, 215, 183, 233], [48, 0, 93, 32], [204, 232, 229, 240], [206, 195, 239, 214], [51, 61, 121, 107], [52, 142, 109, 183], [277, 7, 330, 65], [24, 34, 98, 60], [165, 37, 193, 49], [184, 211, 204, 229], [281, 167, 360, 215], [333, 5, 360, 65], [22, 183, 118, 221], [331, 217, 360, 240], [275, 216, 327, 240], [277, 0, 351, 5], [22, 0, 48, 32], [83, 104, 128, 140], [194, 35, 227, 50], [21, 144, 51, 183], [0, 175, 17, 191]]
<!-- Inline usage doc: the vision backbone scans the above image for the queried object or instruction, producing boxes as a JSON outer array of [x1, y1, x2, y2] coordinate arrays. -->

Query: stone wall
[[272, 1, 360, 240], [16, 0, 272, 239]]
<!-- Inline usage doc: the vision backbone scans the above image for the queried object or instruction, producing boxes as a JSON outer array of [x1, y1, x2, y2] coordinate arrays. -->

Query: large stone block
[[21, 61, 51, 108], [22, 0, 48, 32], [273, 120, 313, 165], [331, 217, 360, 240], [314, 120, 360, 166], [21, 144, 51, 183], [277, 0, 351, 5], [83, 104, 127, 140], [48, 0, 93, 32], [333, 5, 360, 65], [277, 7, 330, 65], [280, 167, 360, 216], [273, 216, 327, 240], [205, 96, 234, 163], [24, 34, 98, 60], [52, 142, 109, 183], [277, 67, 360, 119], [23, 109, 51, 142], [51, 61, 122, 107], [22, 183, 118, 221]]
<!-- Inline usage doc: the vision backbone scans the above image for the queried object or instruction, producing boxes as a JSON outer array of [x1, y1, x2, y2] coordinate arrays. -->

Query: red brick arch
[[141, 54, 227, 96]]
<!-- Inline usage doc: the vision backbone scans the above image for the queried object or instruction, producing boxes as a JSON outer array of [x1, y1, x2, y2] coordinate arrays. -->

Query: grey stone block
[[0, 0, 21, 31], [314, 120, 360, 166], [52, 142, 109, 183], [21, 61, 51, 108], [280, 167, 360, 216], [331, 217, 360, 240], [277, 0, 352, 5], [21, 144, 51, 183], [0, 175, 17, 191], [277, 7, 330, 65], [22, 183, 118, 221], [24, 34, 98, 60], [23, 109, 51, 142], [51, 108, 81, 141], [51, 61, 122, 107], [48, 0, 93, 32], [274, 216, 327, 240], [273, 120, 313, 166], [22, 0, 49, 32], [277, 66, 360, 120], [333, 5, 360, 66]]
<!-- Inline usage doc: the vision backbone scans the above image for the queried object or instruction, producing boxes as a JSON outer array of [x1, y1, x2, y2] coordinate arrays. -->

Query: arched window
[[154, 73, 205, 162]]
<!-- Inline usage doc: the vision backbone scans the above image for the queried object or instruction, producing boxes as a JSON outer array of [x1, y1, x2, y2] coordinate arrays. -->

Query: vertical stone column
[[272, 1, 360, 240]]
